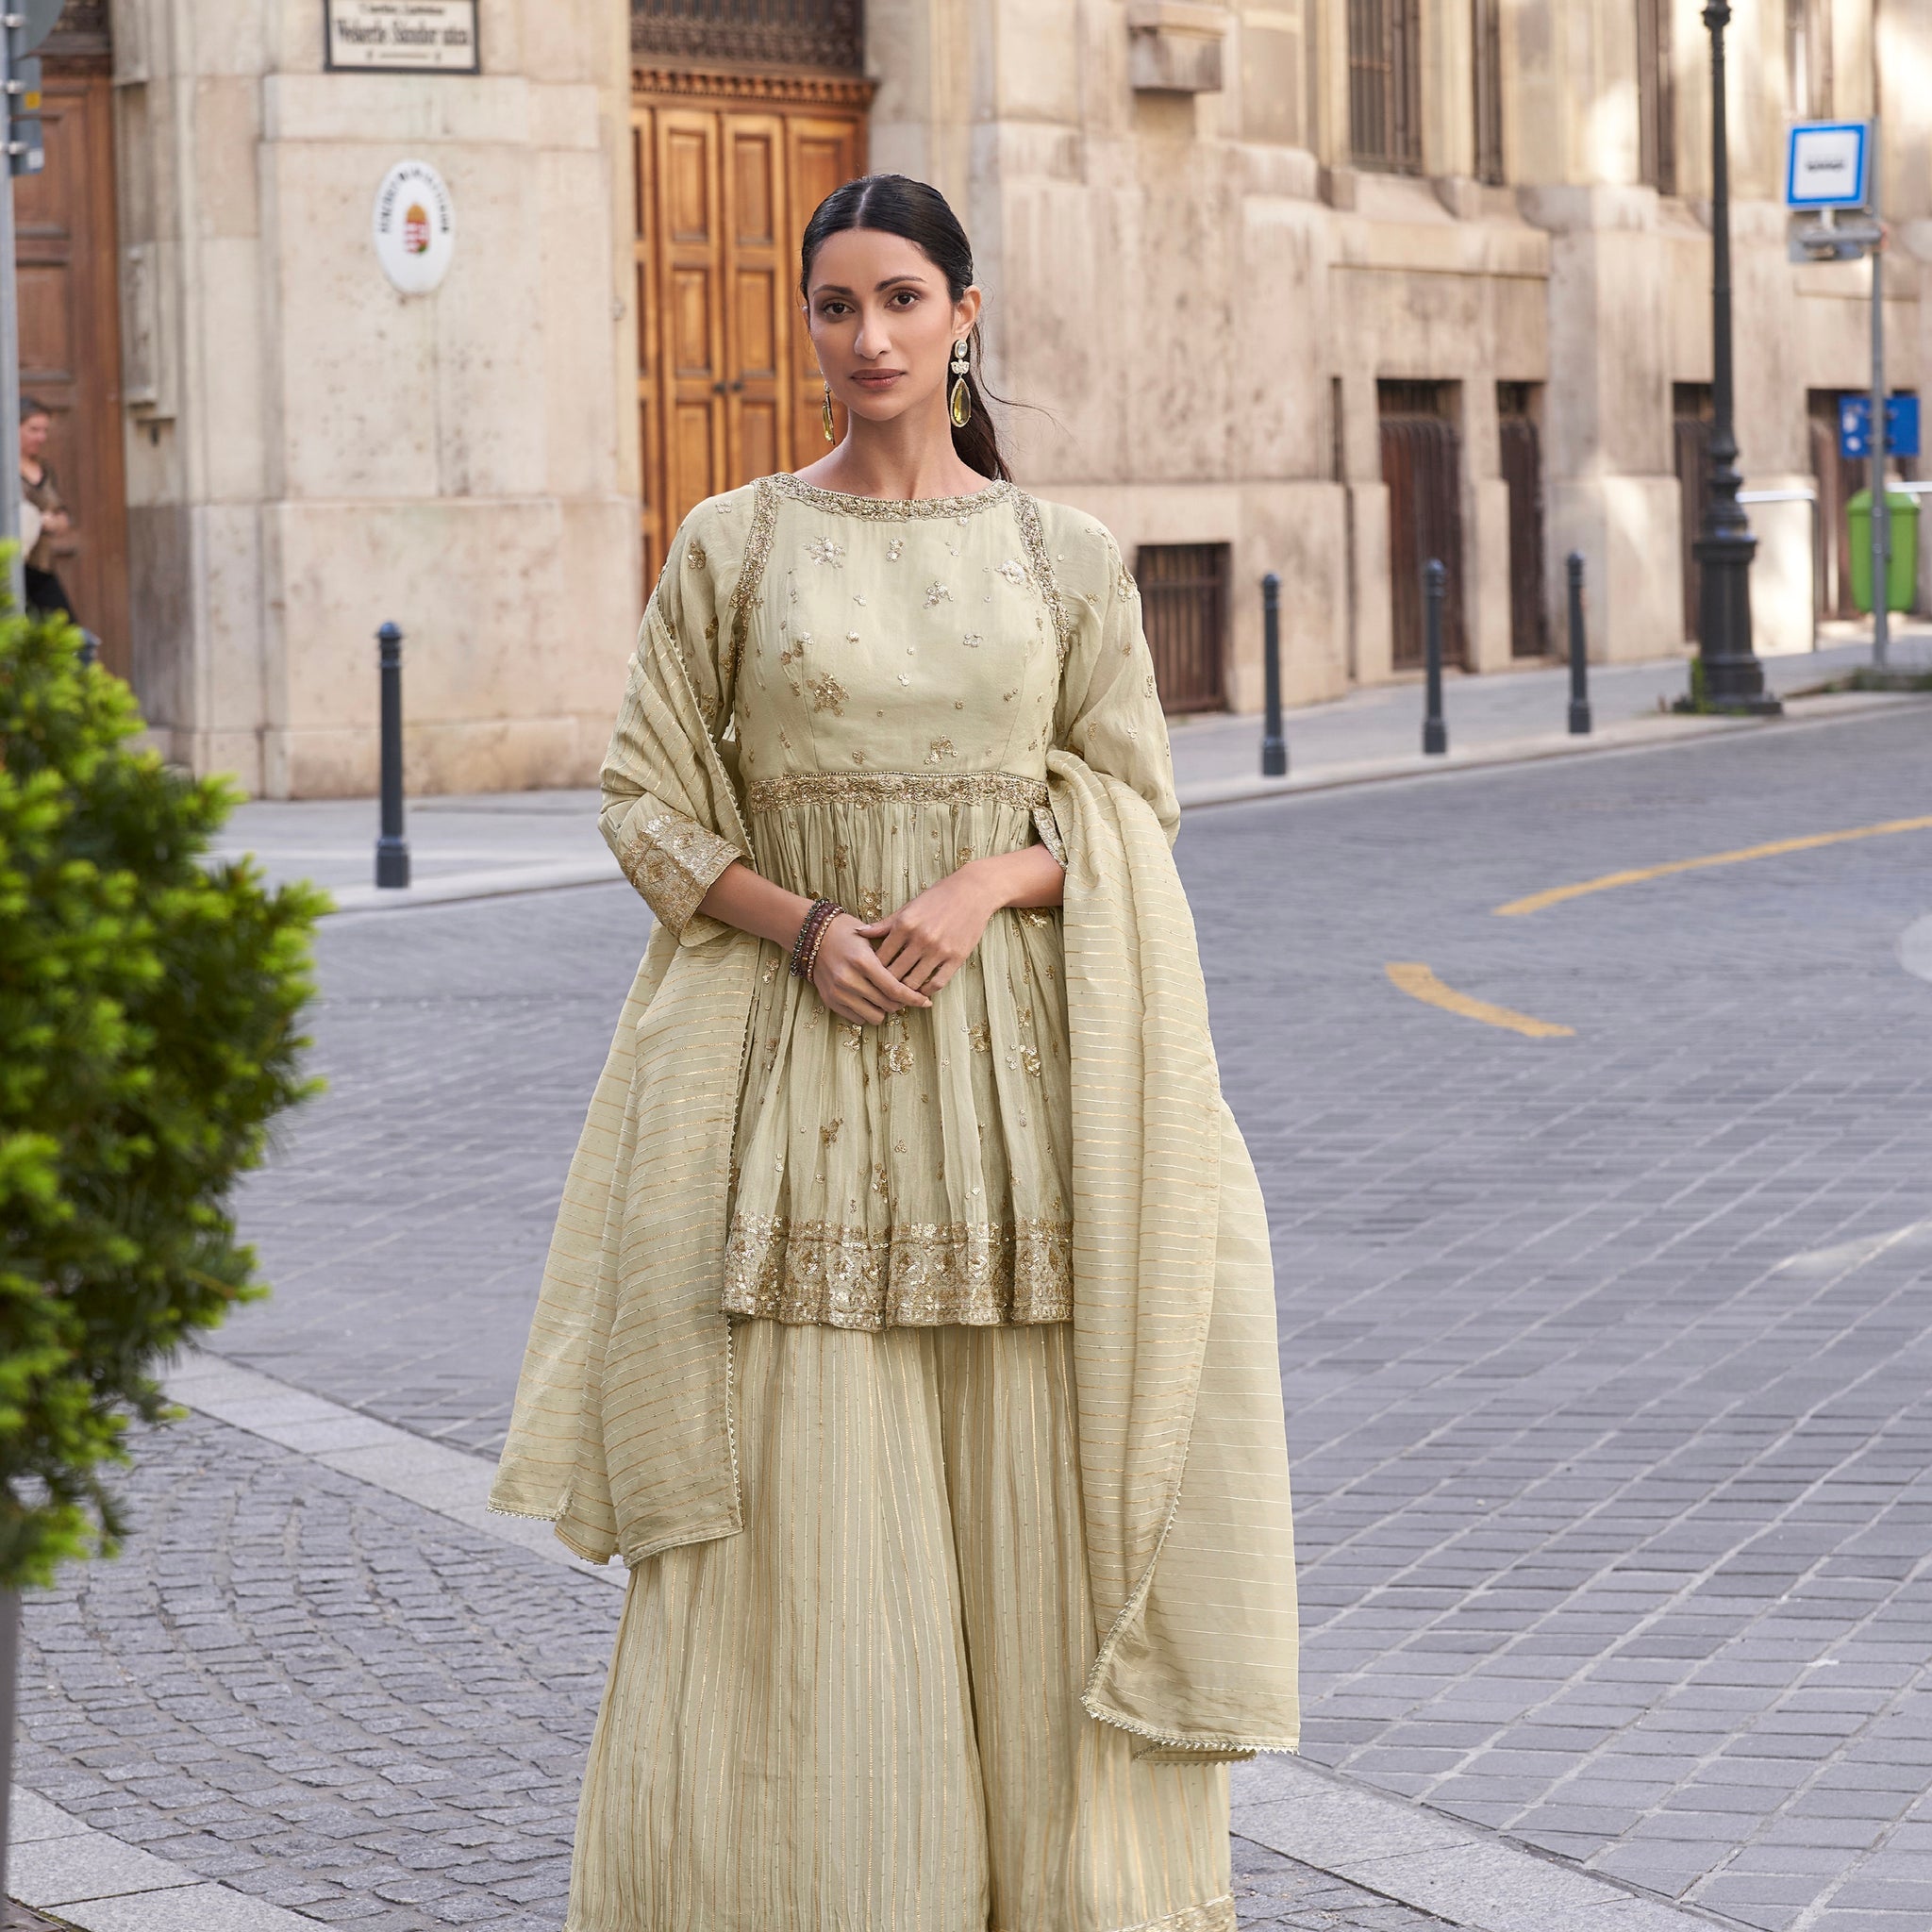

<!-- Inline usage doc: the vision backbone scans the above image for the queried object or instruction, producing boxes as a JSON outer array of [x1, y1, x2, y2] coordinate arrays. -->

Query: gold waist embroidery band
[[744, 770, 1051, 814]]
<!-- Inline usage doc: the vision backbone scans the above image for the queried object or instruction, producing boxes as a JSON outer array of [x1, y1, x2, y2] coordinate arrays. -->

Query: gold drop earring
[[948, 339, 973, 429], [822, 383, 836, 442]]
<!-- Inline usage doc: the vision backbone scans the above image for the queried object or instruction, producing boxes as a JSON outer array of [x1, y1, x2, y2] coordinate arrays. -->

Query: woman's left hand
[[854, 864, 1004, 997]]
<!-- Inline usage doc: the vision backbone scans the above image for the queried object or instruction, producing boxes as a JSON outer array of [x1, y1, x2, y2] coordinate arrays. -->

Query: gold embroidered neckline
[[770, 473, 1016, 520]]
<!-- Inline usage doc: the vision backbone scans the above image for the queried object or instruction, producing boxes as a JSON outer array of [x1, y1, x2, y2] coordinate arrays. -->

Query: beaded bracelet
[[801, 906, 841, 981], [789, 896, 844, 979], [787, 897, 832, 976]]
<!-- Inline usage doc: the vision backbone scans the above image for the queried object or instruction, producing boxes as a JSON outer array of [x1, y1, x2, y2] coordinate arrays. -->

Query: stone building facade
[[19, 0, 1927, 794]]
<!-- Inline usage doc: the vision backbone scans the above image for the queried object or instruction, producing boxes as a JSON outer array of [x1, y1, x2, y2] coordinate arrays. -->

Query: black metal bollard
[[1566, 552, 1591, 736], [375, 622, 410, 890], [1260, 571, 1288, 777], [1422, 559, 1448, 756]]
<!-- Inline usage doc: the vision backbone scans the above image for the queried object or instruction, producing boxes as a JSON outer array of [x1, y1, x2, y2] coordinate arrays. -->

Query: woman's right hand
[[811, 912, 932, 1025]]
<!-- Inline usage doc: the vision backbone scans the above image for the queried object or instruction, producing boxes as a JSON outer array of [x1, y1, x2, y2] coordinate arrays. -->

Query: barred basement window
[[1136, 544, 1229, 714]]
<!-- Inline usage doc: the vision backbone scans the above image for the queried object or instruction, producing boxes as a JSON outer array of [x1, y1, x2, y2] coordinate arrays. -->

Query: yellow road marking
[[1496, 815, 1932, 917], [1386, 962, 1574, 1039]]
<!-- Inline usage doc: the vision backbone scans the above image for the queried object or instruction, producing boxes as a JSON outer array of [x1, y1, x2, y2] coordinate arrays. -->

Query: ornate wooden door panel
[[721, 116, 788, 489], [634, 81, 868, 583], [654, 110, 725, 534]]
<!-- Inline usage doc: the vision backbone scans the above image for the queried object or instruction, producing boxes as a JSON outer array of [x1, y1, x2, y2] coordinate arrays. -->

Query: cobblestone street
[[14, 704, 1932, 1931]]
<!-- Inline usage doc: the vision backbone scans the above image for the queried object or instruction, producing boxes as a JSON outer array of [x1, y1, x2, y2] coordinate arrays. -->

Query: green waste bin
[[1847, 487, 1919, 613]]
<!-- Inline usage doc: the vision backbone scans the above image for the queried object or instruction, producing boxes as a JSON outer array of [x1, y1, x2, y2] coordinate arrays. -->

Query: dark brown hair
[[799, 174, 1010, 481]]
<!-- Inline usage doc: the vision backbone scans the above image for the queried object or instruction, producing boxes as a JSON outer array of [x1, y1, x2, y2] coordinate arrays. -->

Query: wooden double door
[[633, 87, 867, 582], [14, 56, 128, 671]]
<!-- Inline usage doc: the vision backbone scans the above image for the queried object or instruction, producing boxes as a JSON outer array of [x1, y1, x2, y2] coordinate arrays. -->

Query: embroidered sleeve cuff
[[1031, 802, 1068, 869], [616, 809, 743, 936]]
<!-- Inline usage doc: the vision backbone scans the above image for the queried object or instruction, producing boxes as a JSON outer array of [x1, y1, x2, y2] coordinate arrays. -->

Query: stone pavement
[[13, 699, 1932, 1931]]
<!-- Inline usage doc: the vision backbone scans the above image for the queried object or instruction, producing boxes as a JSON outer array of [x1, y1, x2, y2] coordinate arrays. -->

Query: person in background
[[19, 396, 75, 621]]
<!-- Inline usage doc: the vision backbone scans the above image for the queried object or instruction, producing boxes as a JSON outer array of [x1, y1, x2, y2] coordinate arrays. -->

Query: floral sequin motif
[[820, 1118, 843, 1146], [925, 736, 957, 763], [995, 558, 1028, 588], [809, 673, 848, 714], [880, 1038, 916, 1075], [967, 1022, 992, 1053], [805, 536, 845, 566], [961, 632, 983, 648], [924, 582, 952, 608], [686, 540, 708, 572], [886, 537, 906, 561]]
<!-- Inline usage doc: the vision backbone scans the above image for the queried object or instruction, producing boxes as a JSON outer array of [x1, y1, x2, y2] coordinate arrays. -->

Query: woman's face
[[804, 227, 980, 430], [20, 412, 49, 459]]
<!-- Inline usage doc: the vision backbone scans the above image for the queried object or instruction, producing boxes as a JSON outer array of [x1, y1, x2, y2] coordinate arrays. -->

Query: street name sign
[[1839, 394, 1920, 461], [326, 0, 480, 74], [1786, 120, 1872, 209]]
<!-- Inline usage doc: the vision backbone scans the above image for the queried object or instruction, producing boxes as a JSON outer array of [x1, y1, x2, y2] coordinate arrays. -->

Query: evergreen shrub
[[0, 601, 324, 1590]]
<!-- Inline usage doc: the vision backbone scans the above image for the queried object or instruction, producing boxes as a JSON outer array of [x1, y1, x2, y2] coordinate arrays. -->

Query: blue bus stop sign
[[1840, 394, 1922, 460]]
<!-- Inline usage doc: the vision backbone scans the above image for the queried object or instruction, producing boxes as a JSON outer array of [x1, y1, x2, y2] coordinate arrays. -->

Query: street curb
[[322, 856, 622, 915], [163, 1354, 625, 1588], [1231, 1754, 1750, 1932], [5, 1786, 314, 1931], [307, 691, 1932, 916], [1174, 689, 1932, 814]]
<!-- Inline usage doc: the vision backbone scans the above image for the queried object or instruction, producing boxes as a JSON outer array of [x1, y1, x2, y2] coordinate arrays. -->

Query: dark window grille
[[1673, 382, 1713, 643], [632, 0, 864, 74], [1498, 384, 1548, 658], [1136, 544, 1229, 714], [1474, 0, 1504, 185], [1637, 0, 1674, 192], [1378, 381, 1467, 670], [1349, 0, 1423, 175]]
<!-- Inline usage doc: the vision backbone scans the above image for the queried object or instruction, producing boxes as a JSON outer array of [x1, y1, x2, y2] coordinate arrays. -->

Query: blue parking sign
[[1839, 394, 1921, 460]]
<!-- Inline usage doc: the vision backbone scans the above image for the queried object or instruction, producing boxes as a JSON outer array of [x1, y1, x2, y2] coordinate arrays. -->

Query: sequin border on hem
[[723, 1214, 1074, 1328], [744, 769, 1050, 815]]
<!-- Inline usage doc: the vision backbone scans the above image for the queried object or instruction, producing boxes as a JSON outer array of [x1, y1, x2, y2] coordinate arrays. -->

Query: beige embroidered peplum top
[[599, 470, 1175, 1332]]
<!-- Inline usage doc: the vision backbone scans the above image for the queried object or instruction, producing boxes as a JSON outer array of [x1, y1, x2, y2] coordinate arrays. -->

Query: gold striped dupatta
[[489, 483, 1300, 1756]]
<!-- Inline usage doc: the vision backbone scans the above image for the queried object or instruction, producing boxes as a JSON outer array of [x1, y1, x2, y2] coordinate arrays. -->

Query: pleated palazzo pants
[[566, 1316, 1234, 1932]]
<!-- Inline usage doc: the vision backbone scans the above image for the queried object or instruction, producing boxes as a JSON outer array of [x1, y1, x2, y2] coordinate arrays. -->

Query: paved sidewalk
[[210, 636, 1931, 912]]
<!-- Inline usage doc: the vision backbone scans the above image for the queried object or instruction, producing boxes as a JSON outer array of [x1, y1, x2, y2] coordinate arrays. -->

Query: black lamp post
[[1690, 0, 1781, 714]]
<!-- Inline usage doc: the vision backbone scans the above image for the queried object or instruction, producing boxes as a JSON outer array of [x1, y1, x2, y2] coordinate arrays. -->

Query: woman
[[19, 398, 75, 621], [491, 174, 1300, 1932]]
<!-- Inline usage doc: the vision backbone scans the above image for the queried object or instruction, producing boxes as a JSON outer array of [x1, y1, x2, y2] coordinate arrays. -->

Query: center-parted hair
[[799, 175, 1010, 482]]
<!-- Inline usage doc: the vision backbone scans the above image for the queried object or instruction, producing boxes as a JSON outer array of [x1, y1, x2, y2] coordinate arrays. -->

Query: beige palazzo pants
[[565, 1315, 1236, 1932]]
